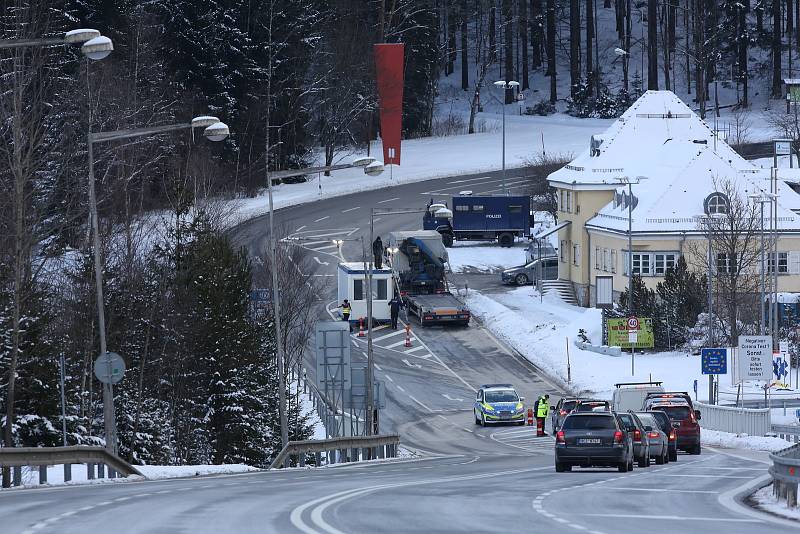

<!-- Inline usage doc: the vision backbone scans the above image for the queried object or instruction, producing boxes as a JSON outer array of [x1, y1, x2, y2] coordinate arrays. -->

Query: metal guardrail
[[0, 446, 143, 487], [771, 424, 800, 444], [770, 443, 800, 508], [269, 434, 400, 470], [694, 401, 771, 436]]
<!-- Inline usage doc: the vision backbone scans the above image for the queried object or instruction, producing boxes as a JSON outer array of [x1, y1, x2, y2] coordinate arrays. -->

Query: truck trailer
[[423, 195, 532, 247], [386, 231, 470, 326]]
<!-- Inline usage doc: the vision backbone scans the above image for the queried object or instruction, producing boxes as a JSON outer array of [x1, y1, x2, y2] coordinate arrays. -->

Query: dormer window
[[704, 192, 729, 215]]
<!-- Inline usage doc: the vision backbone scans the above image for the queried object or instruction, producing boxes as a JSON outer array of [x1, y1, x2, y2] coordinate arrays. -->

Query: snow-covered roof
[[548, 90, 800, 234]]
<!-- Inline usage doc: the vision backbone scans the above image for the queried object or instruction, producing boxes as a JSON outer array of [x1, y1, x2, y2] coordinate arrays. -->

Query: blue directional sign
[[701, 348, 728, 375]]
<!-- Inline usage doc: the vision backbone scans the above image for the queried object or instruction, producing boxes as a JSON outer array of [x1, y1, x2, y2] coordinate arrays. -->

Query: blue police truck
[[423, 195, 532, 247]]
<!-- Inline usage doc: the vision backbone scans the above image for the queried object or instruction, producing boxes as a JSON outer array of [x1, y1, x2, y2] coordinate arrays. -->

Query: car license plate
[[672, 422, 680, 428], [500, 414, 511, 420], [577, 438, 601, 445]]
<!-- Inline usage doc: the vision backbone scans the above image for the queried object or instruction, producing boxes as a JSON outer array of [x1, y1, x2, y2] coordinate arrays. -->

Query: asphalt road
[[4, 169, 796, 533]]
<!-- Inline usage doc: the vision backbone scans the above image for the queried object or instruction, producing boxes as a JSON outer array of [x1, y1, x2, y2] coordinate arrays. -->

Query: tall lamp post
[[697, 213, 725, 404], [614, 176, 647, 315], [749, 192, 776, 335], [491, 80, 519, 195], [266, 157, 383, 452], [88, 116, 229, 453]]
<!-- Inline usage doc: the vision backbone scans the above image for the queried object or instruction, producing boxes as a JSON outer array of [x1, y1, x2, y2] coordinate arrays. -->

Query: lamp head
[[203, 122, 229, 142], [351, 156, 376, 167], [364, 161, 385, 176], [191, 116, 221, 128], [65, 28, 101, 44], [81, 35, 113, 60]]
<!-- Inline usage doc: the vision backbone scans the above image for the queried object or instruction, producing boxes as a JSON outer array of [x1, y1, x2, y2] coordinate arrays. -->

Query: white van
[[612, 381, 665, 413]]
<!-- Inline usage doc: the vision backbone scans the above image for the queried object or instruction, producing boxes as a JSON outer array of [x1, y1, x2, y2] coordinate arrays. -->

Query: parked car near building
[[501, 256, 558, 286]]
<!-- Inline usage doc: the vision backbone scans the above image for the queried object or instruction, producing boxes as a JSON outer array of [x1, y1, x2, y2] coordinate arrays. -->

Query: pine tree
[[656, 257, 707, 348]]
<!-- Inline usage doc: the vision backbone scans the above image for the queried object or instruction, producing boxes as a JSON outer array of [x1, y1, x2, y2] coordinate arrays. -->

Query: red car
[[649, 402, 701, 455]]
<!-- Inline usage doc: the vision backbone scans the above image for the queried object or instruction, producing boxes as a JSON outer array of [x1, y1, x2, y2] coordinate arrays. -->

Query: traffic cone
[[404, 325, 412, 347], [357, 318, 365, 337], [527, 408, 534, 426], [536, 417, 545, 437]]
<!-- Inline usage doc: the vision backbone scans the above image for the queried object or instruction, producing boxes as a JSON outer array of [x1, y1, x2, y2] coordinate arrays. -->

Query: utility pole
[[706, 218, 715, 405], [366, 211, 376, 438]]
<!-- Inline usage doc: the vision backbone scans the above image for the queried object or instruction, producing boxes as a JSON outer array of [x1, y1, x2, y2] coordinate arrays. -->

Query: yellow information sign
[[607, 317, 655, 349]]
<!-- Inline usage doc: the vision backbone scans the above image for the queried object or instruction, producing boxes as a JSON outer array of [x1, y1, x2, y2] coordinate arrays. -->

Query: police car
[[474, 384, 526, 426]]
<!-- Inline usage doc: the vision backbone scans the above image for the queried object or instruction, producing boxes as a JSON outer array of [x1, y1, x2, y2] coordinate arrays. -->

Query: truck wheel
[[442, 233, 454, 247], [498, 233, 514, 248]]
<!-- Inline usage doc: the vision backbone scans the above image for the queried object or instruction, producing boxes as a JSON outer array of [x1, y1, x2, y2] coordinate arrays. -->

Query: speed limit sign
[[627, 316, 639, 330]]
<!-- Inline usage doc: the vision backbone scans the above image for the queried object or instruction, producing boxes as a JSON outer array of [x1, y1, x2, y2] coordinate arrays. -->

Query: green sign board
[[607, 317, 655, 349], [790, 85, 800, 103]]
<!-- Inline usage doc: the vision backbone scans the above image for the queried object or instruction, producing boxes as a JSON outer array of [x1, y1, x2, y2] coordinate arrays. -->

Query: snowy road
[[4, 170, 794, 532]]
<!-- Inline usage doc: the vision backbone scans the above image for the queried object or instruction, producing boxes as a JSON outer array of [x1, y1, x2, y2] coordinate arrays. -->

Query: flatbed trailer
[[404, 292, 470, 326]]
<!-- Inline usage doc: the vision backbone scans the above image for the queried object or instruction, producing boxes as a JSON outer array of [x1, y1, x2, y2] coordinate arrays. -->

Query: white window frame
[[595, 246, 601, 270], [768, 252, 789, 274], [560, 240, 566, 263], [624, 251, 680, 277], [654, 253, 678, 275], [573, 243, 581, 266]]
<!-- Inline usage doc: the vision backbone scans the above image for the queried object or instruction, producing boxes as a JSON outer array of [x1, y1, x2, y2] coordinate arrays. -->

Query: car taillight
[[648, 432, 660, 439], [556, 430, 565, 444], [633, 429, 641, 442], [613, 431, 624, 443], [669, 430, 676, 441]]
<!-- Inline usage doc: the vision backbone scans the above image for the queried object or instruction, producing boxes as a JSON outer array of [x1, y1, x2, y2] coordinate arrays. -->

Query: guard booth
[[337, 262, 393, 324]]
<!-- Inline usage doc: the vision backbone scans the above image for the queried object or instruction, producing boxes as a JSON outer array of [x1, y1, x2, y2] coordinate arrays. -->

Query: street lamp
[[697, 212, 725, 404], [749, 192, 777, 335], [265, 157, 383, 456], [491, 80, 520, 195], [614, 176, 647, 315], [0, 28, 114, 59], [87, 116, 228, 454]]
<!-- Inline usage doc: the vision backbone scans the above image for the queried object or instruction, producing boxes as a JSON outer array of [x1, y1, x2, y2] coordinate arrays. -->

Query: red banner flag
[[374, 43, 404, 166]]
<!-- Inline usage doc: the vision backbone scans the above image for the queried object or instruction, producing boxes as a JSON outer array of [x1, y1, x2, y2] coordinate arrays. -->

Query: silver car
[[525, 240, 558, 263], [501, 256, 558, 286], [635, 412, 669, 465]]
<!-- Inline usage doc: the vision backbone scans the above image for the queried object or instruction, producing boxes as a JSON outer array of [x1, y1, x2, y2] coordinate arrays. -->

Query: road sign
[[628, 331, 638, 344], [627, 316, 640, 330], [693, 379, 698, 396], [774, 356, 789, 380], [737, 335, 772, 382], [93, 352, 125, 384], [701, 348, 728, 375], [607, 318, 654, 348]]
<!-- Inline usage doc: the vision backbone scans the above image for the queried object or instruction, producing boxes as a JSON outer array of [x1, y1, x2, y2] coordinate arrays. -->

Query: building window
[[566, 191, 572, 212], [376, 279, 388, 300], [509, 205, 522, 214], [472, 205, 484, 212], [455, 205, 469, 212], [560, 240, 566, 262], [573, 244, 581, 266], [704, 192, 730, 215], [717, 253, 735, 274], [595, 247, 601, 269], [354, 279, 364, 300], [632, 253, 650, 275], [768, 252, 789, 274], [610, 250, 617, 273], [654, 253, 678, 275]]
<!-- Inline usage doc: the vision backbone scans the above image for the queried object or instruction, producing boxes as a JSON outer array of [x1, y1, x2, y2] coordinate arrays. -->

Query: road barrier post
[[536, 418, 545, 437], [527, 408, 534, 426], [404, 325, 412, 347], [358, 318, 365, 338]]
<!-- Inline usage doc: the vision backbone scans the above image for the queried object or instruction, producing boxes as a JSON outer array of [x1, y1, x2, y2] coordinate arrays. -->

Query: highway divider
[[769, 443, 800, 508], [269, 434, 400, 469], [0, 445, 143, 487]]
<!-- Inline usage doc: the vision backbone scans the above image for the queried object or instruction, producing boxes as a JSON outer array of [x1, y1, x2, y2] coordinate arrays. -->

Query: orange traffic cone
[[404, 325, 412, 347], [357, 318, 365, 337], [527, 408, 534, 426]]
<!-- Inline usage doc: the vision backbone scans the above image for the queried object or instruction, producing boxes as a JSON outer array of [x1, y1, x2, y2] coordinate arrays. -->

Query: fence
[[0, 446, 143, 487], [269, 434, 400, 470], [694, 401, 771, 436], [770, 443, 800, 508]]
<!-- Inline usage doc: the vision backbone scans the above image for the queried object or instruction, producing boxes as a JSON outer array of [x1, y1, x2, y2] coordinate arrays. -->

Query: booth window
[[354, 280, 364, 300], [377, 279, 387, 300], [509, 205, 522, 214]]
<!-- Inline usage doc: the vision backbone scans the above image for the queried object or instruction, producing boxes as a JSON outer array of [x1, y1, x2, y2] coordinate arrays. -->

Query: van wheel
[[690, 444, 701, 455], [498, 233, 514, 247]]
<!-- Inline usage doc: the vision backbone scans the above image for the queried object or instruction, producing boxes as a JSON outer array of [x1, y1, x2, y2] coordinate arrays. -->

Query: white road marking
[[404, 345, 425, 353], [341, 206, 361, 213], [314, 216, 330, 222], [385, 375, 394, 382], [402, 359, 422, 369], [396, 385, 406, 392], [310, 244, 338, 252], [374, 364, 382, 371], [374, 329, 405, 342], [296, 225, 307, 231], [658, 474, 753, 479], [577, 513, 760, 523], [603, 487, 718, 494], [447, 176, 495, 184], [377, 197, 400, 203], [313, 257, 329, 266], [442, 393, 464, 402], [408, 395, 436, 411], [385, 339, 409, 349]]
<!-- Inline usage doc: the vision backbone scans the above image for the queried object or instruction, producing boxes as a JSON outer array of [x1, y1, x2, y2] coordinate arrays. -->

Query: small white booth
[[337, 262, 394, 323]]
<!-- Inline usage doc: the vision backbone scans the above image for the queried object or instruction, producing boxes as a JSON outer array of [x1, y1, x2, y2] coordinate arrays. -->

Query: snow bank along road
[[3, 170, 794, 533]]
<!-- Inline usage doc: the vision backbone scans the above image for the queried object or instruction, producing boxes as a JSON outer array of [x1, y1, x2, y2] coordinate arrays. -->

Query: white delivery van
[[612, 381, 665, 413]]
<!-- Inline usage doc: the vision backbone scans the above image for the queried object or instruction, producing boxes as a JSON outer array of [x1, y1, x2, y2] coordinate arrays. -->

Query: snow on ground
[[298, 382, 327, 441], [228, 114, 612, 227], [4, 463, 258, 489], [752, 484, 800, 520], [447, 241, 528, 273], [701, 429, 791, 452]]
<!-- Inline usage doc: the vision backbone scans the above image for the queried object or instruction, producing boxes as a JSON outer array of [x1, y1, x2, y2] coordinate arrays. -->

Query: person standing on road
[[339, 299, 352, 332], [388, 294, 404, 329], [373, 236, 384, 269], [536, 394, 550, 435]]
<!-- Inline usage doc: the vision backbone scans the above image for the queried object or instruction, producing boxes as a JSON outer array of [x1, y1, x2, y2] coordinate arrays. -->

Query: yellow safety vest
[[342, 305, 351, 314], [536, 398, 549, 418]]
